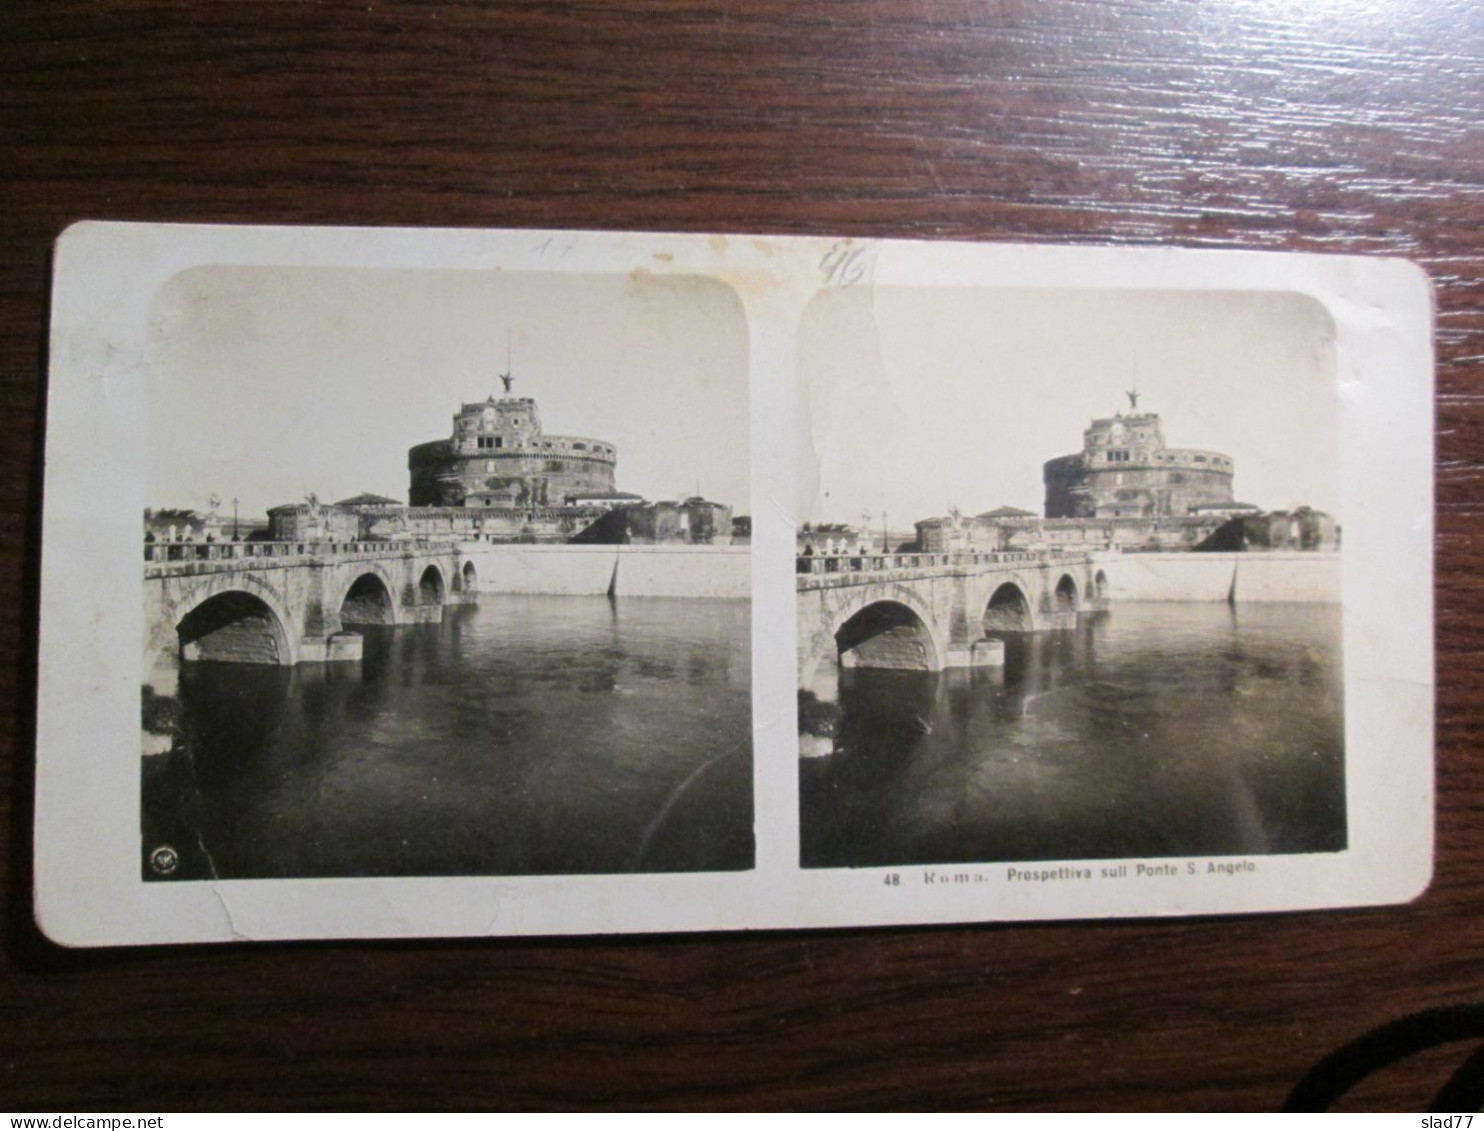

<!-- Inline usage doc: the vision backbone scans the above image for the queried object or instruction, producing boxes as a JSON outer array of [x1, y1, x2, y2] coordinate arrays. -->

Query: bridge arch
[[1054, 573, 1079, 614], [802, 585, 949, 691], [147, 574, 299, 678], [416, 563, 447, 606], [983, 580, 1035, 633], [836, 600, 943, 672], [337, 567, 400, 626]]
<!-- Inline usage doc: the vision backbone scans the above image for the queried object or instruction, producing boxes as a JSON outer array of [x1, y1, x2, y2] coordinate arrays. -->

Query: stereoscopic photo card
[[34, 223, 1433, 945]]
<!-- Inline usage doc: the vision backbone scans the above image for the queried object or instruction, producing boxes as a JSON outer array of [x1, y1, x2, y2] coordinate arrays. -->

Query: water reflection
[[143, 596, 754, 879], [800, 602, 1344, 868]]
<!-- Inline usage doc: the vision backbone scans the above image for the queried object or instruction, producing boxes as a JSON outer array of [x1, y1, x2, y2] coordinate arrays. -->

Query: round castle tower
[[1043, 398, 1235, 519], [408, 390, 618, 508]]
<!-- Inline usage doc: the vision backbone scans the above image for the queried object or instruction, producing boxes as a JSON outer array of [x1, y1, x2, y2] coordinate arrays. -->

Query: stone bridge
[[797, 549, 1110, 700], [143, 539, 479, 692]]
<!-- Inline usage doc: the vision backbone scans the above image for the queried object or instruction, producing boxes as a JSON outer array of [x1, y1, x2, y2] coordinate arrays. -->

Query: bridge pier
[[946, 572, 1009, 668], [297, 633, 364, 663], [944, 638, 1006, 668], [285, 562, 368, 663]]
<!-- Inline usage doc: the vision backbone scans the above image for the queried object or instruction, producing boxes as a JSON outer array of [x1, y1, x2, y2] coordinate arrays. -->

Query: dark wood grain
[[3, 0, 1483, 1112]]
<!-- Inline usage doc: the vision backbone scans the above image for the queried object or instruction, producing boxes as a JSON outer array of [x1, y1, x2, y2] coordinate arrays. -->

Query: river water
[[143, 596, 753, 880], [800, 602, 1345, 869]]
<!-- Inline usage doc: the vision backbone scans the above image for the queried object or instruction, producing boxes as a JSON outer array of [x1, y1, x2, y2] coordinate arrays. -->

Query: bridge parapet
[[145, 539, 464, 577], [797, 549, 1073, 589]]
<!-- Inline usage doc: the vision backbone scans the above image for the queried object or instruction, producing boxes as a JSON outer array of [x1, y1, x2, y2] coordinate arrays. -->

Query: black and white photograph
[[796, 285, 1347, 870], [136, 260, 754, 881]]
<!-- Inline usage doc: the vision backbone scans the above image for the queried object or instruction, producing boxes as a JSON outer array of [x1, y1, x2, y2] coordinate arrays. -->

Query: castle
[[1042, 404, 1237, 519], [408, 392, 632, 509]]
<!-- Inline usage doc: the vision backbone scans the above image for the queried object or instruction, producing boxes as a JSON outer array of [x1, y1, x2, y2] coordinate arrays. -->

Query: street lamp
[[232, 496, 240, 542]]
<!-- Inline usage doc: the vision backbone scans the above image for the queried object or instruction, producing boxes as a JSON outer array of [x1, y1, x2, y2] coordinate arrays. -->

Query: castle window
[[495, 437, 503, 449], [1194, 455, 1207, 462], [574, 443, 587, 451]]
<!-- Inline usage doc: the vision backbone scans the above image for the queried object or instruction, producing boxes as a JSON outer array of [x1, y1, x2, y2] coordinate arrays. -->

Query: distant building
[[572, 498, 733, 546], [1044, 407, 1236, 519], [267, 498, 620, 545], [916, 507, 1264, 556], [143, 507, 265, 543], [143, 508, 216, 544], [408, 393, 619, 508], [267, 502, 359, 543], [1195, 508, 1340, 553], [334, 492, 403, 508], [797, 523, 868, 555]]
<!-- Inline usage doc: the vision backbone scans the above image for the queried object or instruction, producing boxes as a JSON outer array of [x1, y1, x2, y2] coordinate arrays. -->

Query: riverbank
[[460, 542, 750, 599], [1100, 551, 1340, 603]]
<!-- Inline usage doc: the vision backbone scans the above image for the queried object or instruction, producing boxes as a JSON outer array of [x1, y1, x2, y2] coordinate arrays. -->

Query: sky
[[144, 265, 750, 519], [796, 285, 1340, 529]]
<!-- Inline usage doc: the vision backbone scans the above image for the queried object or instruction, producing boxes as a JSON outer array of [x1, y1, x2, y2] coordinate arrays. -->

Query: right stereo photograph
[[795, 285, 1345, 871]]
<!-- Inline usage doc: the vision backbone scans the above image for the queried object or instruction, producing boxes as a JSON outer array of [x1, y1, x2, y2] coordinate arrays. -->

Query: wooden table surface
[[3, 0, 1482, 1112]]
